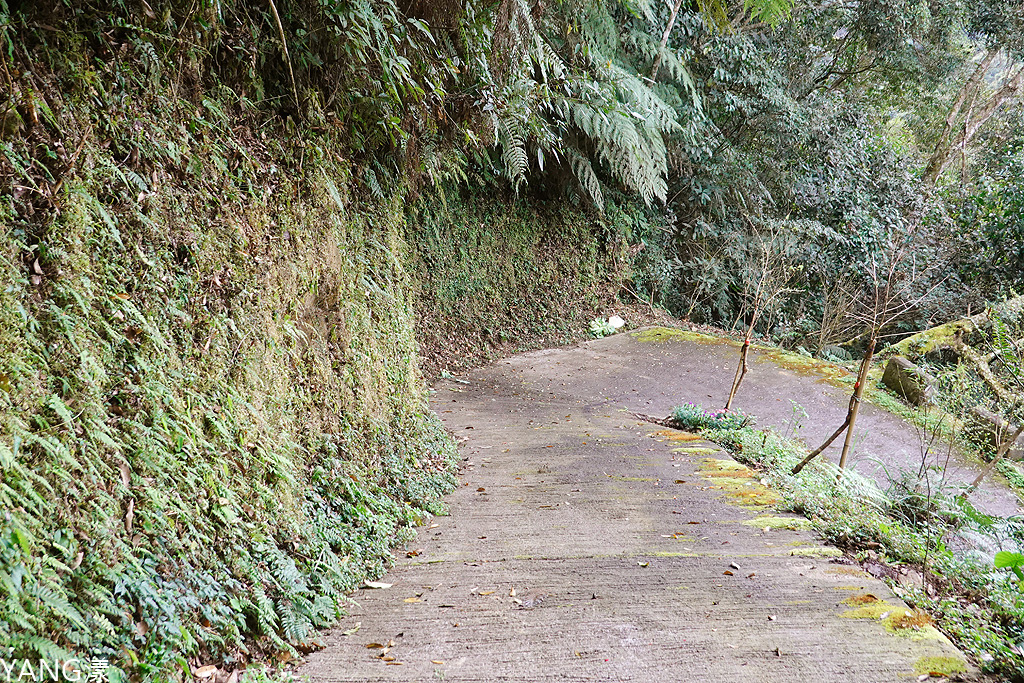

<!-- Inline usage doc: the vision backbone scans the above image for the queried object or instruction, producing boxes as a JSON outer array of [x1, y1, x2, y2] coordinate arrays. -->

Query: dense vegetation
[[3, 0, 1024, 680]]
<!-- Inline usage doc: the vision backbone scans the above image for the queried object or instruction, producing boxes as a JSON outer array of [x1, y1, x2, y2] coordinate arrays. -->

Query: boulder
[[968, 405, 1024, 460], [882, 356, 935, 406]]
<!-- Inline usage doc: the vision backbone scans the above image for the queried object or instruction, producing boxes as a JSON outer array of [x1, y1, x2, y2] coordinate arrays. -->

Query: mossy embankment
[[0, 39, 637, 683], [408, 191, 632, 376]]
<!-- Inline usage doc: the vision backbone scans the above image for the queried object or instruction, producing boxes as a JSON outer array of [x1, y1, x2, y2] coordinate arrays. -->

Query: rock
[[898, 569, 924, 589], [608, 315, 625, 330], [882, 356, 935, 406], [967, 406, 1024, 460]]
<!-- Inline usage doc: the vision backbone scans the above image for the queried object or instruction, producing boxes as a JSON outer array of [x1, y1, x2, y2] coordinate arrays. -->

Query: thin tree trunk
[[922, 50, 997, 186], [967, 422, 1024, 491], [791, 416, 852, 474], [651, 0, 685, 80], [838, 337, 876, 469], [724, 335, 751, 410], [923, 56, 1023, 187], [791, 336, 876, 474], [268, 0, 300, 110]]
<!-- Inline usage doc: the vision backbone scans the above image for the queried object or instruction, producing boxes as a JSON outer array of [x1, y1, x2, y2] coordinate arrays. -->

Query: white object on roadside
[[608, 315, 625, 329]]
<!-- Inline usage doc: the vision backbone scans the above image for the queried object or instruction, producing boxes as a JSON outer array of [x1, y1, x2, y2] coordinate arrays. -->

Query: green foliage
[[406, 185, 636, 375], [589, 318, 617, 338], [0, 29, 462, 681], [994, 551, 1024, 582], [671, 403, 753, 431]]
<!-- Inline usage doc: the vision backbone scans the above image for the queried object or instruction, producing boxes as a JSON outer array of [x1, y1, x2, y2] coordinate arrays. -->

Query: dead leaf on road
[[193, 665, 217, 679], [341, 622, 361, 636], [362, 581, 392, 589]]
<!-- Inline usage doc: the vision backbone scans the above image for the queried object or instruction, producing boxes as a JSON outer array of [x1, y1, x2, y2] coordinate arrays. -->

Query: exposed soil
[[301, 329, 981, 682]]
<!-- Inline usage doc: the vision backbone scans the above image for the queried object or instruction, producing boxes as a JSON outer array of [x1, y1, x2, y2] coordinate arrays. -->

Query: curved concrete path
[[302, 329, 981, 682]]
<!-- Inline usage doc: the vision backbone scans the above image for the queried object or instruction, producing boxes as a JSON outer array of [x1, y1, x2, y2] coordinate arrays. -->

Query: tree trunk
[[923, 57, 1023, 187], [968, 422, 1024, 491], [838, 337, 876, 469], [724, 337, 751, 410], [791, 337, 876, 474], [650, 0, 685, 80]]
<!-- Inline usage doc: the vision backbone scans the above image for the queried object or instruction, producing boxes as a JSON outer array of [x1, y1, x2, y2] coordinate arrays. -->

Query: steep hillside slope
[[0, 51, 633, 683]]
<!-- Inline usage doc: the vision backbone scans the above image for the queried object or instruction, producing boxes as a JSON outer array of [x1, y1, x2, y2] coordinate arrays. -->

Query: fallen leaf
[[362, 581, 392, 589], [119, 462, 131, 487], [747, 572, 757, 579], [479, 590, 495, 595], [729, 562, 740, 570], [385, 662, 404, 666], [768, 615, 776, 621], [404, 597, 421, 603], [431, 660, 444, 665], [723, 570, 734, 576], [476, 487, 486, 492], [406, 549, 421, 557], [674, 479, 687, 484], [637, 561, 649, 568], [366, 643, 387, 649], [382, 655, 395, 662], [193, 665, 217, 678], [341, 622, 361, 636]]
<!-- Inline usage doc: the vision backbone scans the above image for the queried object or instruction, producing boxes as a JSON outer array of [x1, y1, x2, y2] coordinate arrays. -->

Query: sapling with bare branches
[[793, 239, 945, 474], [724, 228, 795, 411]]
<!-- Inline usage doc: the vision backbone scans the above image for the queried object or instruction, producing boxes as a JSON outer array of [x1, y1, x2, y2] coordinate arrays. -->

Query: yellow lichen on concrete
[[698, 459, 781, 509], [648, 430, 702, 442], [826, 566, 869, 577]]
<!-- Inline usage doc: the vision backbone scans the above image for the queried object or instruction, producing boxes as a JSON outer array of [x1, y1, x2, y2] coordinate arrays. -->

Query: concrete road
[[302, 329, 976, 682]]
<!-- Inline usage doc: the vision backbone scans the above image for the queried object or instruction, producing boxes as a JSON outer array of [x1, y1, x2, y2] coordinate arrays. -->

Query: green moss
[[698, 458, 781, 509], [672, 446, 718, 454], [885, 320, 975, 360], [742, 516, 812, 531], [653, 551, 698, 557], [790, 547, 843, 558], [913, 656, 968, 676], [632, 326, 713, 343], [840, 600, 900, 619], [649, 429, 703, 442]]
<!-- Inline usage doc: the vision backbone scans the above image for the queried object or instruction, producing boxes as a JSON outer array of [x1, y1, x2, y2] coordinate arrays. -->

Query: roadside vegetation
[[673, 400, 1024, 680]]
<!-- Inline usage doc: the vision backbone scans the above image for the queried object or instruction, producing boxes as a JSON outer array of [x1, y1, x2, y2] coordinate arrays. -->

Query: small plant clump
[[672, 403, 754, 431]]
